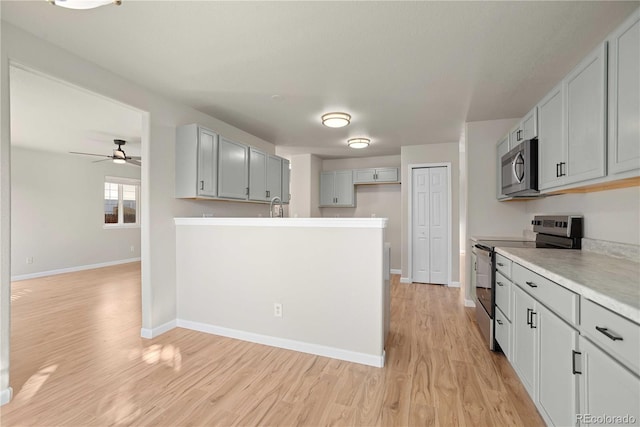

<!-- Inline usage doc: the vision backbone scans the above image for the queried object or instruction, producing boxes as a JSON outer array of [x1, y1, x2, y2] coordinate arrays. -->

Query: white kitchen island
[[174, 217, 390, 367]]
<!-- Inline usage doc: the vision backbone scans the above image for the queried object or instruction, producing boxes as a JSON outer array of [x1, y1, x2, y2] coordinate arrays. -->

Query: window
[[104, 177, 140, 227]]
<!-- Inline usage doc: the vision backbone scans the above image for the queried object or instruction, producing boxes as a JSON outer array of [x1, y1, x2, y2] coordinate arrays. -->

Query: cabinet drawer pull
[[497, 281, 504, 287], [595, 326, 623, 341], [526, 281, 537, 288], [497, 262, 504, 267], [526, 308, 532, 326], [572, 350, 582, 375], [496, 319, 503, 325]]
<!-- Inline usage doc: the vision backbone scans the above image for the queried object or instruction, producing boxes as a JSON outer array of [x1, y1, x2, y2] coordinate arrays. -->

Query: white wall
[[463, 119, 526, 301], [525, 187, 640, 245], [175, 221, 387, 366], [321, 155, 401, 270], [400, 143, 460, 284], [0, 9, 11, 405], [286, 153, 322, 218], [0, 21, 277, 402], [11, 147, 142, 277]]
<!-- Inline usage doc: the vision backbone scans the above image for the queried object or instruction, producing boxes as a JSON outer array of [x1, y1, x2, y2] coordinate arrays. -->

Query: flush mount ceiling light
[[321, 112, 351, 128], [347, 138, 370, 149], [47, 0, 121, 10]]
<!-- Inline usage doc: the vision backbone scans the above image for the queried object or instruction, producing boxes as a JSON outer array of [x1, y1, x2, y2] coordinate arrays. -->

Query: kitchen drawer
[[512, 263, 579, 325], [495, 271, 512, 321], [495, 253, 512, 278], [581, 298, 640, 375], [495, 306, 511, 361]]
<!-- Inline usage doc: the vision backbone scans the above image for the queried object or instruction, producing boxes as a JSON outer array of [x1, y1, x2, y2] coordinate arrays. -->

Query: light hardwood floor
[[1, 262, 544, 426]]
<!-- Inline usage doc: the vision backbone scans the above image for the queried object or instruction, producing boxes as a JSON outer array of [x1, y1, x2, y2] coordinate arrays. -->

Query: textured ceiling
[[2, 1, 637, 158]]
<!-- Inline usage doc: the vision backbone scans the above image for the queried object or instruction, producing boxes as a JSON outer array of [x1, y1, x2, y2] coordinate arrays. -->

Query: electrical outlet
[[26, 257, 33, 265], [130, 245, 135, 253], [273, 303, 283, 318]]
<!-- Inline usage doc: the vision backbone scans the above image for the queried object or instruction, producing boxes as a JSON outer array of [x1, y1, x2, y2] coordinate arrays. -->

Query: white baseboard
[[390, 269, 402, 275], [0, 387, 13, 406], [448, 281, 461, 288], [464, 299, 476, 308], [400, 277, 412, 284], [140, 319, 177, 339], [177, 319, 385, 368], [11, 258, 141, 282]]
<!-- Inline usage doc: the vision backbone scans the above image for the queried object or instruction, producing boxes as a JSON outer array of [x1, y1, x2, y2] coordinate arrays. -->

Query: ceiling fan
[[70, 139, 141, 166]]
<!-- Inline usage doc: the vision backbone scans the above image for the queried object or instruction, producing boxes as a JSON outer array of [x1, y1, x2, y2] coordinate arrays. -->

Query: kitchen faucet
[[270, 196, 283, 218]]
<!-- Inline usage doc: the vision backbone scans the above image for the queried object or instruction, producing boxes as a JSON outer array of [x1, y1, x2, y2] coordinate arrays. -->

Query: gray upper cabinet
[[353, 167, 399, 184], [281, 159, 290, 204], [564, 42, 608, 185], [218, 137, 249, 200], [608, 9, 640, 175], [249, 148, 267, 201], [496, 134, 510, 199], [249, 149, 284, 201], [175, 124, 218, 198], [538, 83, 566, 190], [266, 155, 283, 200], [320, 170, 355, 207], [509, 107, 538, 146]]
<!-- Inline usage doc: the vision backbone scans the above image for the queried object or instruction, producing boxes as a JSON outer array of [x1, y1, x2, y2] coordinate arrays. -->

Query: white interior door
[[412, 168, 430, 283], [411, 167, 449, 285]]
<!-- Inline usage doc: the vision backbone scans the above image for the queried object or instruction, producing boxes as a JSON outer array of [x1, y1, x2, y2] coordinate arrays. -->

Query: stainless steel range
[[473, 215, 583, 350]]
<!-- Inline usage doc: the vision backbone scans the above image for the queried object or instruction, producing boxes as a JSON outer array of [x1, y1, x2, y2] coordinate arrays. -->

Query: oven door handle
[[474, 243, 492, 252]]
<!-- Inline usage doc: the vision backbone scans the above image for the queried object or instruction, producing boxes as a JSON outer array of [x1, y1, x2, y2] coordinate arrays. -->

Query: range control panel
[[532, 215, 583, 238]]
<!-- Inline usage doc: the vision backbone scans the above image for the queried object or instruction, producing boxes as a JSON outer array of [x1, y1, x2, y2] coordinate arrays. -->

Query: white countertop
[[495, 247, 640, 324], [174, 217, 388, 228]]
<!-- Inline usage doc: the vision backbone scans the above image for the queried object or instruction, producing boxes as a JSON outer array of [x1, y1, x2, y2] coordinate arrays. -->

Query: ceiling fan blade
[[126, 159, 142, 166], [69, 151, 111, 158], [92, 158, 112, 164]]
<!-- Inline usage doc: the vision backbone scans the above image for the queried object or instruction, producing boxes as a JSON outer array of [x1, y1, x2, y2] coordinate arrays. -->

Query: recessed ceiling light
[[348, 138, 370, 149], [321, 112, 351, 128], [47, 0, 121, 10]]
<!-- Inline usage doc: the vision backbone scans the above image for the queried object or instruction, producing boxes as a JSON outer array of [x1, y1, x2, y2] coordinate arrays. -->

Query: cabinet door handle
[[595, 326, 623, 341], [556, 163, 560, 178], [526, 281, 537, 288], [526, 308, 532, 326], [497, 262, 504, 267], [200, 180, 204, 190], [266, 190, 270, 198], [245, 187, 249, 196], [517, 130, 522, 141], [474, 261, 477, 272], [530, 311, 537, 328], [559, 162, 566, 177], [572, 350, 582, 375], [497, 281, 504, 287], [496, 319, 503, 325]]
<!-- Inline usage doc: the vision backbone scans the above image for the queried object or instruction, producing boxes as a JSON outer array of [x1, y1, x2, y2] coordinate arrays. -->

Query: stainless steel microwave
[[501, 138, 539, 196]]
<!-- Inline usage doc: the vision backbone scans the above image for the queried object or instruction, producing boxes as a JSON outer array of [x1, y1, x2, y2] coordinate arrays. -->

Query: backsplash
[[582, 238, 640, 262]]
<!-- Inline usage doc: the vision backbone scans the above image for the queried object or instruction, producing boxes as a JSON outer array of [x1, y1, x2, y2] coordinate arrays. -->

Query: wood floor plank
[[1, 264, 545, 426]]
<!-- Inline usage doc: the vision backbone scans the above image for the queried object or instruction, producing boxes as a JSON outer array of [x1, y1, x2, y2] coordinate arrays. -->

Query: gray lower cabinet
[[538, 304, 579, 427], [320, 170, 355, 207], [608, 9, 640, 175], [512, 284, 537, 396], [578, 336, 640, 426], [218, 137, 249, 199], [175, 124, 218, 198]]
